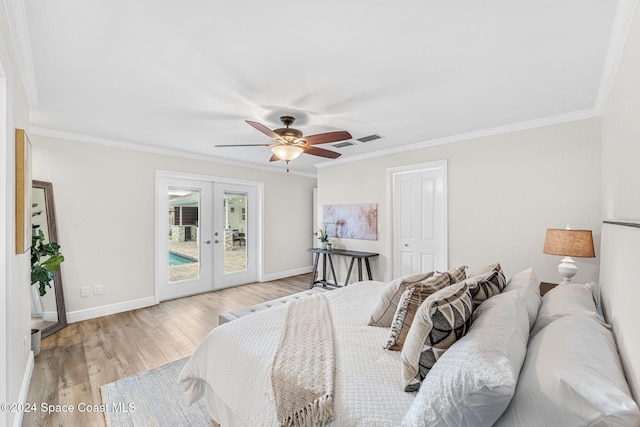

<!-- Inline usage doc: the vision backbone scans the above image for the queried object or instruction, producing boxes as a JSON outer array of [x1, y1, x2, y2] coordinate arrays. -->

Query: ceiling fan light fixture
[[271, 145, 304, 162]]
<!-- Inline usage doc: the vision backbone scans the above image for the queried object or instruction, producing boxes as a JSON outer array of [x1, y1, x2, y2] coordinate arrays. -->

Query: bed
[[179, 222, 640, 426]]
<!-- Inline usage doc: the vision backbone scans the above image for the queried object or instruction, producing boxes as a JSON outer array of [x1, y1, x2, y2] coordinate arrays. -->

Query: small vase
[[320, 241, 328, 249]]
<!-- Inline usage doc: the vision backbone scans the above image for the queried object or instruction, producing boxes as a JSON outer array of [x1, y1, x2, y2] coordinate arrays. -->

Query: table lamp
[[543, 225, 595, 285]]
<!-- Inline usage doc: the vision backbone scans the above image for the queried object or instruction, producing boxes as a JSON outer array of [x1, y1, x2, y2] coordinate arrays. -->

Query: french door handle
[[214, 240, 221, 244], [203, 240, 211, 245]]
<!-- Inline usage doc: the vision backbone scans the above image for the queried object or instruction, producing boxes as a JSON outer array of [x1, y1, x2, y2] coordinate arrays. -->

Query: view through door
[[222, 192, 248, 274], [168, 186, 206, 284], [157, 172, 259, 300]]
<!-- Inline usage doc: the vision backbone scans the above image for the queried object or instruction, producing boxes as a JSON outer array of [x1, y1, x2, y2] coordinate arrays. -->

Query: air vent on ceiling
[[357, 134, 382, 143], [333, 141, 355, 148]]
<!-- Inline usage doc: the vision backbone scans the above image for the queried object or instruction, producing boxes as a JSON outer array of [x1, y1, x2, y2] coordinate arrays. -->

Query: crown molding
[[28, 127, 317, 178], [315, 108, 601, 169], [3, 0, 38, 106], [594, 0, 638, 113]]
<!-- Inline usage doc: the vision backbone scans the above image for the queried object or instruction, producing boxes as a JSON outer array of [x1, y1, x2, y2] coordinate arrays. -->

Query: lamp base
[[557, 256, 578, 285]]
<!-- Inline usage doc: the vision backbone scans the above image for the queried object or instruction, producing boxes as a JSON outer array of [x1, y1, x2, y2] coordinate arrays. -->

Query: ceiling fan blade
[[215, 144, 272, 147], [269, 154, 279, 162], [304, 146, 342, 159], [303, 131, 352, 145], [245, 120, 280, 139]]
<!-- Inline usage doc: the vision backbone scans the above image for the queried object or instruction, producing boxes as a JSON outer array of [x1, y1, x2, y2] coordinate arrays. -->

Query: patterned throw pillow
[[368, 272, 435, 327], [444, 265, 468, 283], [462, 263, 506, 307], [400, 281, 473, 392], [384, 273, 452, 351]]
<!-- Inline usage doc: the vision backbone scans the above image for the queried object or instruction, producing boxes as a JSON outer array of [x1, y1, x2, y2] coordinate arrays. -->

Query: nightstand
[[540, 282, 558, 296]]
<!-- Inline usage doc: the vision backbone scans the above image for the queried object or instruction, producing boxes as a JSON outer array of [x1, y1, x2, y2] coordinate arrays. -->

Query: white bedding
[[179, 281, 416, 426]]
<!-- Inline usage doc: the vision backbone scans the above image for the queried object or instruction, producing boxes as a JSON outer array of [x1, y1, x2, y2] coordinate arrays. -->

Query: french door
[[156, 172, 259, 301], [157, 177, 213, 300], [213, 182, 257, 289]]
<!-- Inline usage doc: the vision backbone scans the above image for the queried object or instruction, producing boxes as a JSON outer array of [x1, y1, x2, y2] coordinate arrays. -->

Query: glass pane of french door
[[168, 187, 201, 282], [224, 192, 247, 274]]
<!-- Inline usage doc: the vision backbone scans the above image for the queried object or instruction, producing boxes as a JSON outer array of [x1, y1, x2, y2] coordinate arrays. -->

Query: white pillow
[[503, 267, 541, 330], [495, 315, 640, 427], [402, 290, 529, 427], [530, 282, 605, 337]]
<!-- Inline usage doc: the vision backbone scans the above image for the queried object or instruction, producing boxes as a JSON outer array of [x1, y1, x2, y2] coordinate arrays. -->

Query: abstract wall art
[[323, 203, 378, 241]]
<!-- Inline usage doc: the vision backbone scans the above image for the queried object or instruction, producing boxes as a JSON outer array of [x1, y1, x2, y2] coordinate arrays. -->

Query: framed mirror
[[31, 180, 67, 337]]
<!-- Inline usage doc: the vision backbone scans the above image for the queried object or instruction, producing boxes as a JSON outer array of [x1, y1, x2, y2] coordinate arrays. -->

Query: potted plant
[[30, 203, 65, 355], [317, 227, 329, 249], [31, 228, 64, 297]]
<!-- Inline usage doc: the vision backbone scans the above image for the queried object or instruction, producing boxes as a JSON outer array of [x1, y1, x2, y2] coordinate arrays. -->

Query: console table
[[307, 248, 379, 289]]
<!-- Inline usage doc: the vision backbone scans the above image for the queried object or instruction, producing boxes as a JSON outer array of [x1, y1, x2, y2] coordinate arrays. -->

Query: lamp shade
[[543, 229, 595, 258], [271, 145, 304, 162]]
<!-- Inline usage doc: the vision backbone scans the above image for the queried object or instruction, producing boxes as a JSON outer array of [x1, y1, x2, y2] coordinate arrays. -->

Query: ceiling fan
[[215, 116, 352, 170]]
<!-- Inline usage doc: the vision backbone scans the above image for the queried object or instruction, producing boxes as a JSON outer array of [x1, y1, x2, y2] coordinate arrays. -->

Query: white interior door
[[213, 182, 258, 289], [390, 161, 448, 279], [157, 177, 213, 300]]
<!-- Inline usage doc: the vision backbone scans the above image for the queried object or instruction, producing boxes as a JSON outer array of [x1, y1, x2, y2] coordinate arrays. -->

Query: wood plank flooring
[[24, 274, 311, 427]]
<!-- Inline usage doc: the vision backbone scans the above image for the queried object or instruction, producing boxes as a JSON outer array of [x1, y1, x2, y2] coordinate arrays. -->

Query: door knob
[[214, 239, 221, 244], [203, 240, 211, 245], [404, 244, 409, 247]]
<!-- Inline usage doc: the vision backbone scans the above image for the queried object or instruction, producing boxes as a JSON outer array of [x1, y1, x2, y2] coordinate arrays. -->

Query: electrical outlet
[[93, 285, 102, 295], [81, 287, 89, 297]]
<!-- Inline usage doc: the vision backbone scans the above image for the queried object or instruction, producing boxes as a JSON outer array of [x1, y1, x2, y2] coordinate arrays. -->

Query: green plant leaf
[[30, 228, 64, 296], [41, 255, 64, 272]]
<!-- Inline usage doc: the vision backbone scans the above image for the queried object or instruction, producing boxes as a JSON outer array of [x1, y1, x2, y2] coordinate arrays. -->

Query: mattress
[[179, 281, 416, 426]]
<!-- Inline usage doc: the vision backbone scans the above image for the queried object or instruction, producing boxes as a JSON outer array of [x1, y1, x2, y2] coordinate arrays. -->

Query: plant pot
[[320, 241, 328, 249], [31, 329, 41, 357]]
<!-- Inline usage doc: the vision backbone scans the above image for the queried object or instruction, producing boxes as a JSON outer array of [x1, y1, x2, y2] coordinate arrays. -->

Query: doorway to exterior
[[387, 160, 448, 280], [155, 171, 261, 301]]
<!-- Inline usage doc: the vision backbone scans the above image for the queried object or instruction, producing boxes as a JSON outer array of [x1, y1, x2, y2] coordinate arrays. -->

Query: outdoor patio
[[169, 240, 247, 282]]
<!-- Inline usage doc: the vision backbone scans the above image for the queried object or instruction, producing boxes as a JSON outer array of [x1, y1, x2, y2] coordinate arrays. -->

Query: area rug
[[100, 357, 214, 426]]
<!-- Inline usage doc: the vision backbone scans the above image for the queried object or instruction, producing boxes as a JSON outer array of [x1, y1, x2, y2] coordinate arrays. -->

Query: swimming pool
[[169, 252, 197, 266]]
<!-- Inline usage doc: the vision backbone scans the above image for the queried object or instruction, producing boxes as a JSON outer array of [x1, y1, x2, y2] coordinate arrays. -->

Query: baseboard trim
[[67, 269, 315, 323], [42, 311, 57, 322], [261, 266, 314, 283], [66, 296, 157, 323], [13, 351, 34, 427]]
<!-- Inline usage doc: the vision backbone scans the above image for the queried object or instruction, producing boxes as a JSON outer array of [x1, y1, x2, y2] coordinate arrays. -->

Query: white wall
[[601, 1, 640, 400], [0, 7, 32, 426], [602, 4, 640, 222], [318, 118, 602, 285], [31, 134, 317, 318]]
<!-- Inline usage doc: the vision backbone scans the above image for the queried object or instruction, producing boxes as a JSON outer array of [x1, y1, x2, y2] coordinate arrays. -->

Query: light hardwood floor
[[24, 274, 311, 427]]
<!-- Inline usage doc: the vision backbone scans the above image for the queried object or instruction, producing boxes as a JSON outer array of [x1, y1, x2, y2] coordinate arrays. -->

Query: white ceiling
[[13, 0, 628, 174]]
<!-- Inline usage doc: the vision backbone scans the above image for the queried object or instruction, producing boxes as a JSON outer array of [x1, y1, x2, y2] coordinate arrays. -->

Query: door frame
[[386, 160, 448, 281], [154, 170, 264, 303], [0, 35, 12, 427]]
